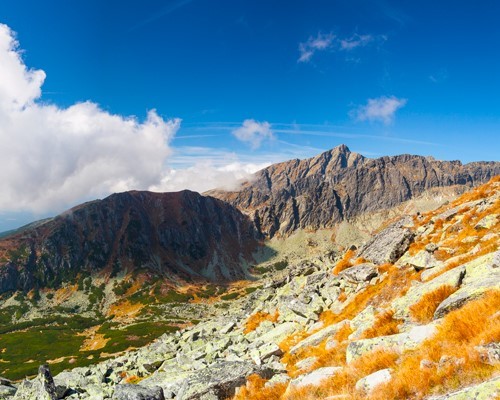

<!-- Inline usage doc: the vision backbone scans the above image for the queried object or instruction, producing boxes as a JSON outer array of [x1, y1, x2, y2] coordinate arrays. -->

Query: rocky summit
[[0, 150, 499, 400], [207, 145, 500, 237]]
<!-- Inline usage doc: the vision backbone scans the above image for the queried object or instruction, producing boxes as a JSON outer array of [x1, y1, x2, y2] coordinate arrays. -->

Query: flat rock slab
[[340, 263, 378, 282], [358, 217, 414, 265], [112, 384, 165, 400], [434, 252, 500, 318], [391, 265, 465, 320], [355, 368, 392, 394], [287, 367, 342, 390], [427, 375, 500, 399], [397, 250, 444, 270], [290, 320, 350, 355], [346, 324, 437, 363]]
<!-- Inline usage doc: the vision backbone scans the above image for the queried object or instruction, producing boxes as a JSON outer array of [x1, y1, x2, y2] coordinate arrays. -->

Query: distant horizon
[[0, 0, 499, 230], [1, 143, 498, 233]]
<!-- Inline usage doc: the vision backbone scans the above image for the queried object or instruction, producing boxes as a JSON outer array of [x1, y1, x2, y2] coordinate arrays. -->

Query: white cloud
[[151, 160, 270, 194], [353, 96, 407, 125], [298, 32, 382, 63], [0, 23, 180, 213], [339, 34, 374, 50], [298, 32, 336, 62], [232, 119, 273, 149]]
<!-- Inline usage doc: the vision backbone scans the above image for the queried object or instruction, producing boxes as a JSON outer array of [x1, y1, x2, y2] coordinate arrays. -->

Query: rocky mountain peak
[[207, 146, 500, 238]]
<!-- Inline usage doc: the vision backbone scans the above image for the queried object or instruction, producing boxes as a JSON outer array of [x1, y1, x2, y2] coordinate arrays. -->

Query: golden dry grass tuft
[[370, 289, 500, 400], [244, 311, 279, 334], [360, 309, 400, 339], [232, 374, 287, 400], [409, 285, 458, 324], [333, 249, 355, 274]]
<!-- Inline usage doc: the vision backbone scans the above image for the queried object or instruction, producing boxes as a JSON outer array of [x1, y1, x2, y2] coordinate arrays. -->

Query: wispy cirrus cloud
[[298, 32, 383, 63], [298, 32, 336, 62], [352, 96, 407, 125], [232, 119, 274, 149]]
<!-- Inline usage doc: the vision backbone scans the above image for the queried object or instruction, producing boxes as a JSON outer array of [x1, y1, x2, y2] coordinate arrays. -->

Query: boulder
[[391, 266, 465, 320], [179, 361, 268, 400], [358, 217, 414, 264], [258, 322, 300, 345], [13, 365, 57, 400], [0, 384, 16, 398], [355, 368, 392, 394], [346, 324, 437, 363], [339, 263, 378, 282], [434, 252, 500, 319], [286, 367, 342, 390], [397, 250, 444, 270], [427, 375, 500, 399], [289, 320, 350, 355], [112, 384, 165, 400]]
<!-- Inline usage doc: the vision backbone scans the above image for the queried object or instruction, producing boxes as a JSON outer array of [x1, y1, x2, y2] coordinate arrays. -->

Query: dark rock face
[[0, 190, 260, 294], [207, 145, 500, 238]]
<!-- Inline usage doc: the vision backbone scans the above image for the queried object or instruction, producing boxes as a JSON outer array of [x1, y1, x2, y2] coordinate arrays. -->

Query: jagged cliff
[[207, 145, 500, 237], [0, 190, 259, 294]]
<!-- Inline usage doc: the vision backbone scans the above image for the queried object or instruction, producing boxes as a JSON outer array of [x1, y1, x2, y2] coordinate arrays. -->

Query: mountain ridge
[[207, 145, 500, 237]]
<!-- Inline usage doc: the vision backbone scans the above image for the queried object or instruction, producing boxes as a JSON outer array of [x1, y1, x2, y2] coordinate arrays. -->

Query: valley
[[0, 147, 498, 399]]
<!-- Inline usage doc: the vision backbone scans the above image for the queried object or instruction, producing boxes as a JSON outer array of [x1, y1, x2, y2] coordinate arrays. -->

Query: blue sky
[[0, 0, 499, 231]]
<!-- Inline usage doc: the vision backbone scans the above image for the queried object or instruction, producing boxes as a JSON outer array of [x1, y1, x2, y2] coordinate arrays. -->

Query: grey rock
[[427, 375, 500, 399], [286, 367, 342, 391], [434, 252, 500, 319], [290, 320, 350, 355], [13, 365, 57, 400], [355, 368, 392, 394], [339, 263, 378, 282], [112, 384, 165, 400], [358, 217, 415, 264]]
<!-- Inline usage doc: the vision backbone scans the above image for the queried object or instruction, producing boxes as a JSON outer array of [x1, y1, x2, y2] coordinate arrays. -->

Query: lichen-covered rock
[[286, 367, 342, 390], [346, 324, 437, 363], [0, 384, 16, 399], [355, 368, 392, 394], [13, 365, 57, 400], [340, 263, 378, 282], [434, 252, 499, 318], [397, 250, 444, 270], [289, 320, 350, 355], [392, 266, 465, 320], [427, 375, 500, 399], [358, 217, 414, 264], [112, 384, 165, 400]]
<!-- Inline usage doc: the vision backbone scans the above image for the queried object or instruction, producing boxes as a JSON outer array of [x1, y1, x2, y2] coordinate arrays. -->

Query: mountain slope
[[207, 144, 500, 237], [5, 176, 499, 400], [0, 190, 260, 294]]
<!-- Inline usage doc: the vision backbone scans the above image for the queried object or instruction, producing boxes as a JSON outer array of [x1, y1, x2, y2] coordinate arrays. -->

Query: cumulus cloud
[[352, 96, 407, 124], [298, 32, 381, 63], [151, 160, 269, 193], [232, 119, 273, 149], [0, 23, 181, 213]]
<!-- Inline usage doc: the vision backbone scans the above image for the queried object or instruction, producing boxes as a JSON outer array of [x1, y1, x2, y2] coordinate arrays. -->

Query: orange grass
[[409, 285, 458, 324], [333, 249, 355, 274], [370, 289, 500, 400], [244, 311, 279, 334], [360, 309, 400, 339], [232, 374, 287, 400]]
